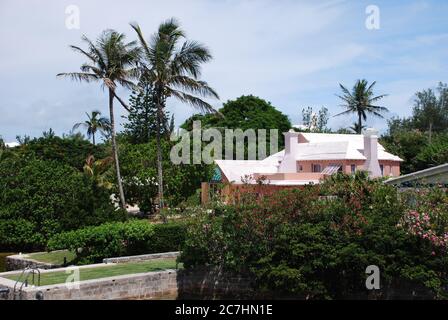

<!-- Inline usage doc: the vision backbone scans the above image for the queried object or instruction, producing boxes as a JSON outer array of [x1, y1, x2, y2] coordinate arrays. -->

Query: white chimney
[[278, 130, 300, 173], [363, 128, 382, 177]]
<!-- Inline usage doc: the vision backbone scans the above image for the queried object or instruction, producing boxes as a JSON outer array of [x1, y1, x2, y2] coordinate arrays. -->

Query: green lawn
[[4, 258, 181, 286], [28, 250, 76, 265]]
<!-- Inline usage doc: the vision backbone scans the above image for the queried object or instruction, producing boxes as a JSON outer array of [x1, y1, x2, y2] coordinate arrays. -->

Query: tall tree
[[301, 106, 329, 132], [131, 19, 219, 211], [182, 95, 291, 160], [123, 78, 171, 144], [73, 110, 110, 145], [412, 82, 448, 143], [57, 30, 140, 209], [335, 79, 388, 133], [349, 122, 365, 134]]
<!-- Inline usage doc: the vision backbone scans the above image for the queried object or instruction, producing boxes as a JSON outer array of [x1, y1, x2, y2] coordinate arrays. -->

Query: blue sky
[[0, 0, 447, 142]]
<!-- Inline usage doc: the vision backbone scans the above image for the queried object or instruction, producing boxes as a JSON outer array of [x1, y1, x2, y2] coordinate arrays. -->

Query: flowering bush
[[180, 173, 448, 299], [400, 187, 448, 252]]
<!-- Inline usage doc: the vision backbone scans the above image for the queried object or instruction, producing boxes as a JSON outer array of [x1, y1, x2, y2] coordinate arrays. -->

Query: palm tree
[[335, 79, 388, 134], [349, 122, 366, 134], [131, 19, 219, 211], [73, 110, 110, 145], [57, 30, 141, 209], [83, 155, 114, 190]]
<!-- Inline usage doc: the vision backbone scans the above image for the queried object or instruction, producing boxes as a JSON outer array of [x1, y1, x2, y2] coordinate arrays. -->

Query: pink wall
[[297, 160, 400, 177], [254, 172, 324, 181]]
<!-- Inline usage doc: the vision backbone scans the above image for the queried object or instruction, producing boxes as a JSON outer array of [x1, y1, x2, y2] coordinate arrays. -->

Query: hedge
[[180, 173, 448, 299], [47, 220, 186, 264], [0, 157, 125, 251]]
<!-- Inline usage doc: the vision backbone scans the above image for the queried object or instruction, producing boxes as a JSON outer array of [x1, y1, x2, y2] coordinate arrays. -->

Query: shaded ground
[[0, 253, 15, 272]]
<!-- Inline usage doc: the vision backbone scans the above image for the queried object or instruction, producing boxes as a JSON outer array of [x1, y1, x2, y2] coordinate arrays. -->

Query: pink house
[[215, 128, 402, 187]]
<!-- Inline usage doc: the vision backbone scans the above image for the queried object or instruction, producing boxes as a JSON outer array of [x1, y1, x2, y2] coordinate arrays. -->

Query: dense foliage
[[48, 220, 186, 264], [299, 106, 330, 132], [182, 95, 291, 156], [123, 79, 173, 144], [180, 173, 448, 299], [119, 140, 213, 214], [0, 157, 125, 250], [381, 82, 448, 174], [16, 134, 108, 171]]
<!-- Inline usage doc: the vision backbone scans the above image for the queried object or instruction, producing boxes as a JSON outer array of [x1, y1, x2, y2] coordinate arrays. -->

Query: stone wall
[[5, 254, 59, 271], [103, 251, 180, 264], [0, 269, 178, 300], [177, 268, 255, 299], [0, 265, 255, 300], [0, 262, 436, 300]]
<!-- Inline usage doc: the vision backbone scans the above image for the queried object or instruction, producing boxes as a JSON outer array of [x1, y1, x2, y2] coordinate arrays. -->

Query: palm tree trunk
[[358, 113, 362, 134], [429, 121, 433, 144], [156, 101, 165, 217], [109, 88, 126, 210], [92, 132, 96, 146]]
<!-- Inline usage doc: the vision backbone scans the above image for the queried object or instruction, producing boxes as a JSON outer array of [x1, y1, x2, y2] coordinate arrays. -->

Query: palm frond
[[130, 23, 153, 60], [72, 122, 87, 131], [57, 72, 99, 82], [369, 94, 388, 102], [338, 84, 352, 97], [370, 111, 386, 118], [168, 88, 218, 114], [80, 35, 107, 70], [111, 91, 131, 112], [69, 45, 97, 63], [368, 105, 389, 112], [80, 63, 103, 75], [169, 76, 219, 99], [171, 40, 212, 78], [333, 109, 354, 117]]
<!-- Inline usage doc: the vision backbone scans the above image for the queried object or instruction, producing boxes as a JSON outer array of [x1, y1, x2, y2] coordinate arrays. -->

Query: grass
[[28, 250, 76, 265], [4, 258, 181, 287]]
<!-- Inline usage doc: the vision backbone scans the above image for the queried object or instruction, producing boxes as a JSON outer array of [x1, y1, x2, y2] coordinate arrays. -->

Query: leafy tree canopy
[[15, 133, 108, 171], [123, 79, 173, 144], [0, 157, 125, 250], [183, 95, 291, 133]]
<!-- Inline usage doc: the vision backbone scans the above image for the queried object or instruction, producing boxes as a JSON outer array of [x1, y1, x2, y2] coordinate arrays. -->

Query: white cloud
[[0, 0, 447, 140]]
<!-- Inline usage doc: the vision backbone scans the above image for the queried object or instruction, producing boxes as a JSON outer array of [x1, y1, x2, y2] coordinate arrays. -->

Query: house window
[[351, 164, 356, 173], [312, 164, 321, 173], [380, 164, 384, 176], [298, 164, 303, 172]]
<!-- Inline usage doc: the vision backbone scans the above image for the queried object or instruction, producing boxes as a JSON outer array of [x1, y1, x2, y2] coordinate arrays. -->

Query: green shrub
[[0, 157, 125, 250], [148, 222, 186, 253], [18, 135, 108, 170], [119, 141, 213, 214], [180, 173, 448, 299], [48, 220, 186, 264], [0, 219, 45, 250]]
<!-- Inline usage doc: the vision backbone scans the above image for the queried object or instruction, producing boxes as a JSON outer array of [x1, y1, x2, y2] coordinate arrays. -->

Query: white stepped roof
[[215, 159, 279, 184], [5, 142, 19, 148], [292, 141, 365, 160], [299, 132, 403, 161], [215, 132, 402, 184]]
